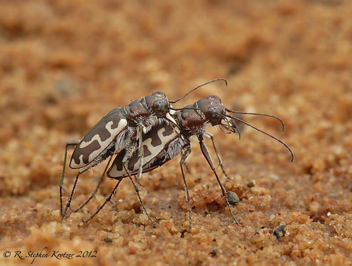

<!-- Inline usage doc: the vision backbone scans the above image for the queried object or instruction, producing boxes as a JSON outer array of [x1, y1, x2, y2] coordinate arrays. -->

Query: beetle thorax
[[125, 100, 153, 127], [177, 107, 207, 137]]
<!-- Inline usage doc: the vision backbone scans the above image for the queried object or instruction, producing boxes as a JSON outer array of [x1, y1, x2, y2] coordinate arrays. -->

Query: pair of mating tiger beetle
[[60, 78, 294, 232]]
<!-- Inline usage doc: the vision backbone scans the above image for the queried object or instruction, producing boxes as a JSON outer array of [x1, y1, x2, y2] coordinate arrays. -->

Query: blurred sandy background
[[0, 0, 351, 265]]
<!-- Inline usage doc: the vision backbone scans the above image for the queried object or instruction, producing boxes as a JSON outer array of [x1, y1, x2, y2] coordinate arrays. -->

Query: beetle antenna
[[170, 78, 227, 104], [225, 108, 285, 132], [222, 113, 294, 162]]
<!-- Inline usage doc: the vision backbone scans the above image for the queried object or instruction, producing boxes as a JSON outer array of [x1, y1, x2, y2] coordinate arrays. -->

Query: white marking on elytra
[[166, 112, 177, 125], [143, 126, 148, 134], [109, 126, 178, 177], [139, 127, 173, 168], [70, 119, 128, 168]]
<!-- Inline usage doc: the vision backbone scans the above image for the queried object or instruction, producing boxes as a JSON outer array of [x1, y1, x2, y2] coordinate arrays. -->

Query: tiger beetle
[[83, 93, 294, 232], [60, 78, 227, 222]]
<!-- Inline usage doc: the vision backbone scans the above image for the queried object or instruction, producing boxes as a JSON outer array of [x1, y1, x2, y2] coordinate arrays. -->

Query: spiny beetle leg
[[123, 164, 156, 228], [209, 134, 230, 179], [74, 155, 114, 213], [183, 162, 191, 174], [133, 175, 144, 188], [62, 171, 81, 221], [199, 138, 239, 225], [179, 145, 192, 233], [181, 150, 191, 174], [62, 160, 95, 220], [84, 178, 123, 224], [60, 140, 80, 219]]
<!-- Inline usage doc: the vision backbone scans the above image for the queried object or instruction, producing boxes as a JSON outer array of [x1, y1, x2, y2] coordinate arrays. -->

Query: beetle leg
[[199, 138, 239, 225], [180, 150, 191, 174], [74, 155, 114, 213], [179, 144, 192, 232], [83, 178, 123, 224], [123, 163, 156, 228], [60, 140, 80, 219], [208, 134, 230, 178]]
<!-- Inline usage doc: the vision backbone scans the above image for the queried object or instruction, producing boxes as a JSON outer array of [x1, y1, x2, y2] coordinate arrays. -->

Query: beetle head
[[147, 91, 170, 116], [196, 95, 226, 126]]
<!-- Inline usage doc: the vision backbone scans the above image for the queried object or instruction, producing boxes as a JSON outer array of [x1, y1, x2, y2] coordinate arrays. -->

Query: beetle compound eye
[[154, 100, 162, 110], [209, 106, 224, 117], [153, 100, 169, 114], [207, 105, 226, 126]]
